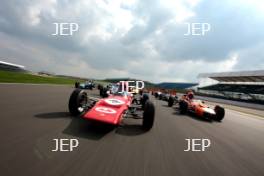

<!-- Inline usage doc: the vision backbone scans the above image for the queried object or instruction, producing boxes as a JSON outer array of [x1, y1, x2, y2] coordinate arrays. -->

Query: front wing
[[83, 105, 127, 125]]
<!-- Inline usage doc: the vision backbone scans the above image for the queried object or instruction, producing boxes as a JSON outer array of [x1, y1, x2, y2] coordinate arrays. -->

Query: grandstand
[[0, 61, 26, 72], [196, 70, 264, 103]]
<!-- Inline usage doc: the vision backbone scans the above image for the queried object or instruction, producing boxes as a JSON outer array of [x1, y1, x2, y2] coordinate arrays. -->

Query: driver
[[186, 90, 194, 101], [111, 82, 130, 96], [110, 83, 120, 94]]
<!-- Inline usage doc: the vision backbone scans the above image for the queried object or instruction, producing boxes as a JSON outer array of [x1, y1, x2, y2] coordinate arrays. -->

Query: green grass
[[0, 70, 84, 85], [94, 80, 111, 86]]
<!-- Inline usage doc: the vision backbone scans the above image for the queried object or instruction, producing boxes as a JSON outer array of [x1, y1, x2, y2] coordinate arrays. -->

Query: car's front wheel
[[179, 100, 188, 114], [168, 96, 174, 107], [214, 105, 225, 121], [68, 89, 88, 116], [142, 100, 155, 130], [141, 93, 149, 109], [75, 82, 80, 88]]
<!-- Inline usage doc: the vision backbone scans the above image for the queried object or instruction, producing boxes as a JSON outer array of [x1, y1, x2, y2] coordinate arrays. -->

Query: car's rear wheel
[[68, 89, 88, 116], [142, 100, 155, 130], [97, 84, 103, 90], [75, 82, 80, 88], [141, 94, 149, 109], [214, 105, 225, 121], [100, 87, 108, 98], [99, 86, 107, 97], [179, 100, 188, 114], [168, 96, 174, 107], [99, 86, 103, 96]]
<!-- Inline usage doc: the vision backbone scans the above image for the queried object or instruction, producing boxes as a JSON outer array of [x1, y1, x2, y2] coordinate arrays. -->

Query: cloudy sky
[[0, 0, 264, 83]]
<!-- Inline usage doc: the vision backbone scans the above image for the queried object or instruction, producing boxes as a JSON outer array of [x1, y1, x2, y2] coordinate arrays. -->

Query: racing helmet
[[187, 90, 194, 100]]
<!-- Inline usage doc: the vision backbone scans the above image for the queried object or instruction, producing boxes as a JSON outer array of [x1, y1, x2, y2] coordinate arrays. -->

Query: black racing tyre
[[143, 100, 155, 130], [141, 93, 149, 109], [75, 82, 80, 88], [179, 100, 188, 114], [101, 87, 108, 98], [99, 86, 107, 97], [214, 105, 225, 121], [99, 86, 103, 96], [168, 96, 174, 107], [68, 89, 88, 116], [97, 84, 102, 90]]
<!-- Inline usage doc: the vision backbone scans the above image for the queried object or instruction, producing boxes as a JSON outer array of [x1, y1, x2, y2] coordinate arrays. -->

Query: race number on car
[[104, 99, 125, 106], [95, 107, 117, 114]]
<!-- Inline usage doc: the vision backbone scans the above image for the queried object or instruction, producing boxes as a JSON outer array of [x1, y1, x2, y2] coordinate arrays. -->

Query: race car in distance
[[154, 91, 162, 99], [153, 89, 178, 106], [168, 95, 178, 107], [159, 92, 170, 101], [68, 84, 155, 130], [75, 81, 95, 90], [179, 97, 225, 121]]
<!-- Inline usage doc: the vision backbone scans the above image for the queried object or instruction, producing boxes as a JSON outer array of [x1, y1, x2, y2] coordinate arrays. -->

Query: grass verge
[[0, 70, 84, 85]]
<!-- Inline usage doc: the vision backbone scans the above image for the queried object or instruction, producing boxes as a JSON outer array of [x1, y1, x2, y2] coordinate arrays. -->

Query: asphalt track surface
[[0, 84, 263, 176]]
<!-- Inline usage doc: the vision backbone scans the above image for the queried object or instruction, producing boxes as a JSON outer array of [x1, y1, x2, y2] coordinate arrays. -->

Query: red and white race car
[[168, 90, 225, 121], [179, 98, 225, 121], [68, 87, 155, 130]]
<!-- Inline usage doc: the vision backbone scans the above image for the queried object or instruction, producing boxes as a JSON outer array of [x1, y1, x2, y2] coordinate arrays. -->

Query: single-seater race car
[[154, 91, 162, 99], [178, 93, 225, 121], [153, 89, 177, 103], [68, 83, 155, 130], [167, 95, 178, 107], [75, 81, 95, 90]]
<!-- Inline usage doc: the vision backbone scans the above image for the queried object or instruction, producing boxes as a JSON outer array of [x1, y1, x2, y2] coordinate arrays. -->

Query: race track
[[0, 84, 263, 176]]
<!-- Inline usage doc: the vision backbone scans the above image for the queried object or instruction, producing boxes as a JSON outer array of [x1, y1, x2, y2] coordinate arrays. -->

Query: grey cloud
[[0, 0, 264, 82], [122, 0, 173, 45], [234, 42, 264, 71], [0, 0, 150, 71], [155, 0, 264, 62]]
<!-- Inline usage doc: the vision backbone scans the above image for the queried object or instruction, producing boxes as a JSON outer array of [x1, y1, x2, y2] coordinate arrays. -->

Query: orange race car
[[178, 91, 225, 121]]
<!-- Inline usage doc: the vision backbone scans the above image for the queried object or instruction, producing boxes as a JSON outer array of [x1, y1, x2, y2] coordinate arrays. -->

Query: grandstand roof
[[198, 83, 264, 94], [198, 70, 264, 82], [0, 61, 25, 69]]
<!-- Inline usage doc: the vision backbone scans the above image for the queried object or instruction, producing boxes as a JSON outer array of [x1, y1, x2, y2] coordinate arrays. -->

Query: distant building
[[156, 82, 198, 89], [196, 70, 264, 103], [0, 61, 26, 72], [38, 71, 55, 76]]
